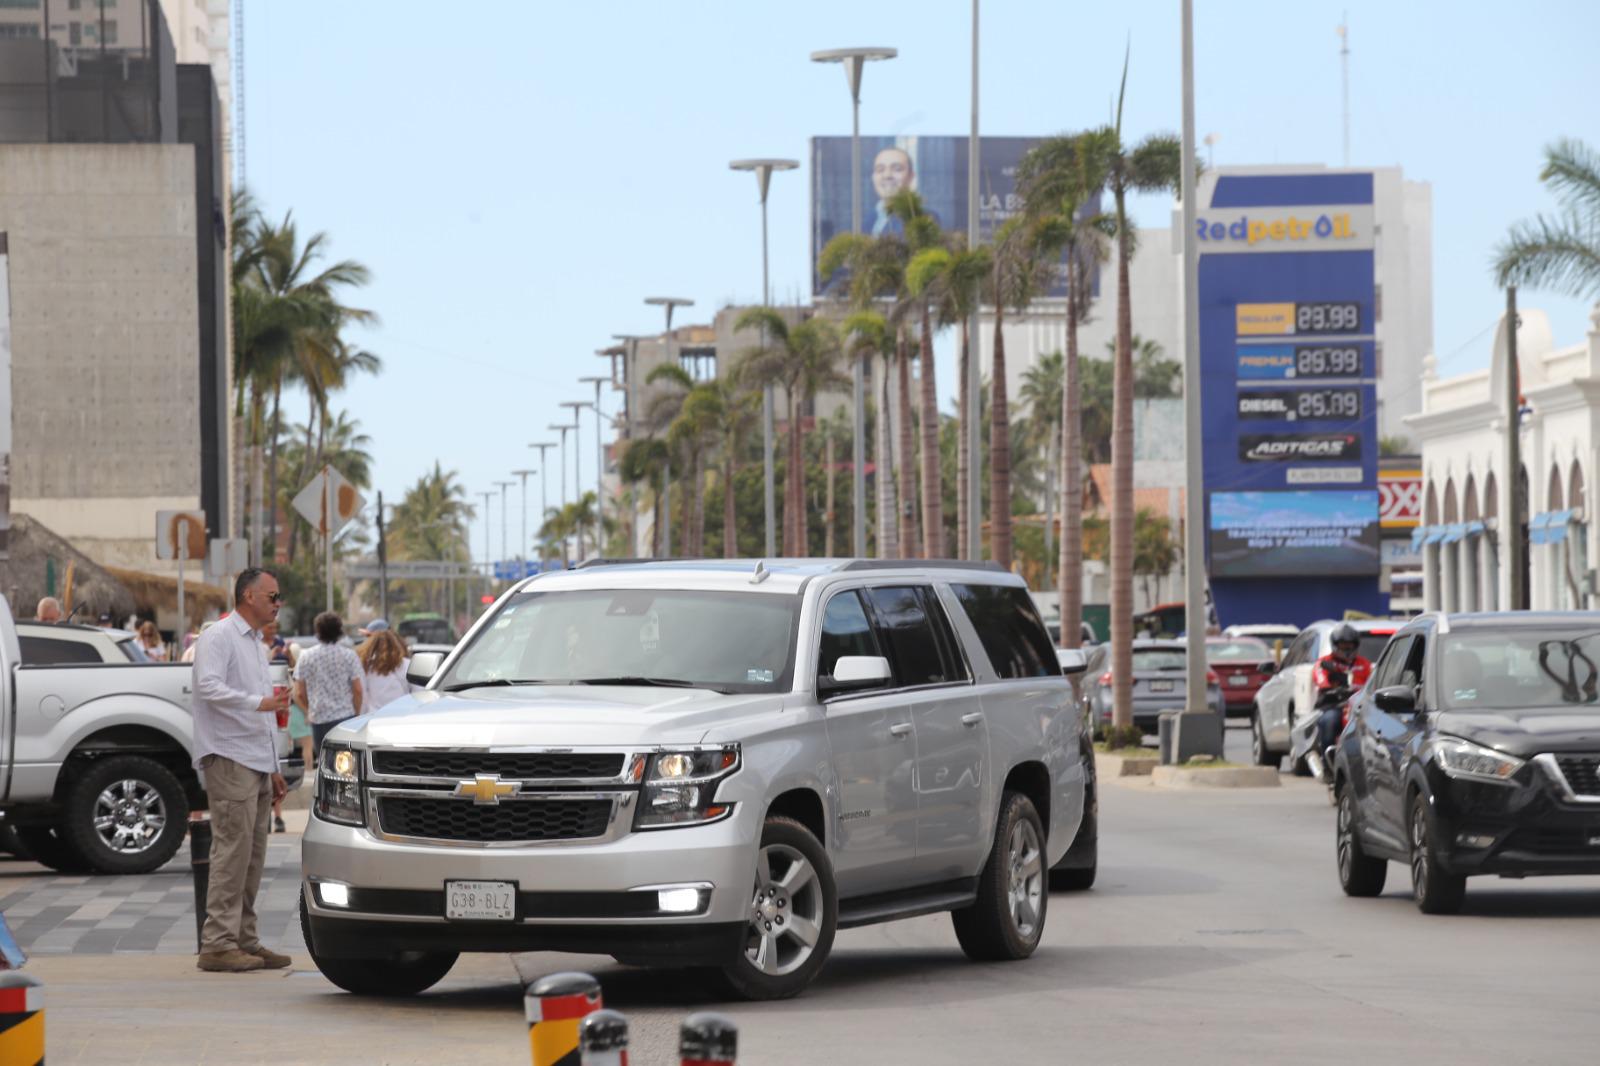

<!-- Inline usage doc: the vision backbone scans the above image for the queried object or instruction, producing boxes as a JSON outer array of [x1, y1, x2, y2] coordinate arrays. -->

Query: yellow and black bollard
[[578, 1008, 629, 1066], [526, 971, 602, 1066], [0, 970, 44, 1066], [679, 1011, 738, 1066]]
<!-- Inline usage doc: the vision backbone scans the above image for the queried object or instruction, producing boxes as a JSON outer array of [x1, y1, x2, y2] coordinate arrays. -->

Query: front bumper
[[301, 798, 761, 958], [1429, 761, 1600, 878]]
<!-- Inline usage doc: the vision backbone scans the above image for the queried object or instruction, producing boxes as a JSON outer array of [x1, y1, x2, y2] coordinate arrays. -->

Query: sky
[[245, 0, 1600, 567]]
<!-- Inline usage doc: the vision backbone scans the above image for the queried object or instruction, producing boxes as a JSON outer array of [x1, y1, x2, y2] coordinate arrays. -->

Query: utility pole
[[528, 441, 555, 562], [511, 469, 536, 572], [1505, 286, 1524, 611], [376, 492, 388, 621], [476, 490, 494, 610], [966, 0, 983, 560]]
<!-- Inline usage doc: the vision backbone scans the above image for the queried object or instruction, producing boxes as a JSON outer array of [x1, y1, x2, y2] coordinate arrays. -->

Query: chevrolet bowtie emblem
[[455, 773, 520, 806]]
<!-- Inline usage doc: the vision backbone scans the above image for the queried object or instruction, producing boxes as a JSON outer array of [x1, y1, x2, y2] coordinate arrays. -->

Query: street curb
[[1151, 765, 1281, 789], [1096, 752, 1157, 777]]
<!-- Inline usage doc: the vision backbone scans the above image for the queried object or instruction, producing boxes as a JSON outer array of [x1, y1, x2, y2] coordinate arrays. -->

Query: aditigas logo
[[1239, 434, 1361, 462], [1196, 212, 1358, 246]]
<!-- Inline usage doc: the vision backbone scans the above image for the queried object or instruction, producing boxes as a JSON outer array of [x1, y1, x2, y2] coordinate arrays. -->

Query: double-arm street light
[[527, 441, 555, 560], [511, 468, 536, 570], [561, 400, 593, 560], [476, 489, 494, 602], [730, 157, 799, 558], [644, 296, 694, 556], [579, 374, 610, 554], [549, 422, 572, 558], [811, 46, 896, 558], [611, 333, 649, 440]]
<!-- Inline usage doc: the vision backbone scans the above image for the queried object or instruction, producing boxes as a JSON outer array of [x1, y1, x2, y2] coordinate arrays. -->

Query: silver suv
[[300, 560, 1093, 999]]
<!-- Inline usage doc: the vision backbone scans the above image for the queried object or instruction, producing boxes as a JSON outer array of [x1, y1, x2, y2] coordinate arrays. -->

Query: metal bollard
[[188, 816, 212, 952], [0, 970, 45, 1065], [526, 971, 602, 1066], [579, 1008, 629, 1066], [679, 1011, 737, 1066]]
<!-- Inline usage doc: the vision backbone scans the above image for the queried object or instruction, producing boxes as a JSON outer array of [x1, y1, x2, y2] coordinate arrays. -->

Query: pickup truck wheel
[[13, 826, 89, 873], [300, 896, 459, 996], [59, 755, 188, 875], [953, 791, 1047, 961], [716, 815, 837, 1001], [1250, 711, 1281, 769]]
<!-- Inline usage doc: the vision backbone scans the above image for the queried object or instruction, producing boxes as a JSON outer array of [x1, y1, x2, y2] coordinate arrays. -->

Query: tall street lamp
[[579, 374, 610, 554], [612, 333, 649, 439], [494, 480, 516, 571], [476, 489, 494, 603], [811, 46, 896, 559], [528, 441, 555, 561], [645, 296, 694, 556], [549, 422, 572, 558], [562, 400, 592, 560], [730, 157, 799, 558], [511, 468, 536, 571]]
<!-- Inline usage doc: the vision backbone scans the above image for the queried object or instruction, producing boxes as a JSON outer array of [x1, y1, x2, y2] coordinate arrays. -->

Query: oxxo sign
[[1194, 204, 1375, 252]]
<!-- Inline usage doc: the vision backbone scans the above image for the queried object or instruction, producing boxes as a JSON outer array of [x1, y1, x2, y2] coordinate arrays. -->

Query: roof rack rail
[[838, 559, 1006, 573], [573, 557, 689, 569]]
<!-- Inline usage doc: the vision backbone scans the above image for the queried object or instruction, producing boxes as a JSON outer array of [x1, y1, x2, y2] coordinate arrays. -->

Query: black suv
[[1332, 611, 1600, 914]]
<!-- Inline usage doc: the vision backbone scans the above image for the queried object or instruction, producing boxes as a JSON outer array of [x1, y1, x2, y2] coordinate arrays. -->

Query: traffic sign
[[155, 510, 207, 561], [205, 537, 248, 580], [292, 465, 365, 537]]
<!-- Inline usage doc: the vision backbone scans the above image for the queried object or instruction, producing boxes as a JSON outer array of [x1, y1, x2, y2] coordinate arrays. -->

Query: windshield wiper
[[572, 676, 727, 693], [439, 679, 558, 693]]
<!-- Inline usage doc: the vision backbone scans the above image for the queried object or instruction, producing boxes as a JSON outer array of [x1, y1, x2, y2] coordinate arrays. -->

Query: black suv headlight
[[316, 744, 366, 827], [634, 745, 740, 829]]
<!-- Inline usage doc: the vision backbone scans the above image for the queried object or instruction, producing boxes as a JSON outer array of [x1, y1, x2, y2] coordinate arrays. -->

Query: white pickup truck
[[0, 598, 302, 874]]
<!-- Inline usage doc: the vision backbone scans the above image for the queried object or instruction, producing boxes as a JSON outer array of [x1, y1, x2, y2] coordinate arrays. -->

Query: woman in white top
[[358, 628, 412, 714], [136, 620, 167, 662]]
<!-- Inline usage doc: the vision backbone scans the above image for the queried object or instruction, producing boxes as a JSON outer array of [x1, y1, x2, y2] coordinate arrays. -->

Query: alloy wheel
[[93, 778, 167, 854], [1006, 818, 1044, 939], [745, 843, 824, 977], [1337, 791, 1355, 884], [1410, 803, 1429, 899]]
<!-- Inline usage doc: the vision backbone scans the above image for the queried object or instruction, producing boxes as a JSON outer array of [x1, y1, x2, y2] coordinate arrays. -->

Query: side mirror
[[406, 651, 445, 687], [1257, 660, 1277, 676], [819, 655, 892, 697], [1057, 648, 1088, 675], [1374, 685, 1416, 715]]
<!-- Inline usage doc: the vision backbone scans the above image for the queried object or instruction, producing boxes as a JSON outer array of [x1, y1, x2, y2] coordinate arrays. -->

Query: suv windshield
[[1439, 630, 1600, 710], [440, 588, 801, 695]]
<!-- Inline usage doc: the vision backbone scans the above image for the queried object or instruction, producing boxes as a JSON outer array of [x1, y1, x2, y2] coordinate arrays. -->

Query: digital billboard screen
[[810, 135, 1093, 298], [1209, 490, 1381, 578]]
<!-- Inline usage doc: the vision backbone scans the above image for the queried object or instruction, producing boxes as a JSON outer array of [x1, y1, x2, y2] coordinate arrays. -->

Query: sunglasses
[[262, 591, 283, 604]]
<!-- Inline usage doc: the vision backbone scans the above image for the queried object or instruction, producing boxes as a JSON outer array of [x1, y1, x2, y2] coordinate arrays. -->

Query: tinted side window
[[1397, 637, 1426, 692], [19, 636, 102, 665], [864, 586, 952, 687], [1372, 635, 1413, 690], [919, 588, 971, 683], [950, 584, 1062, 680], [818, 591, 881, 679]]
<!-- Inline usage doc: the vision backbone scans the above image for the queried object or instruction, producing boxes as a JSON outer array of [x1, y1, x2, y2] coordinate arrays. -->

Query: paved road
[[8, 726, 1599, 1064]]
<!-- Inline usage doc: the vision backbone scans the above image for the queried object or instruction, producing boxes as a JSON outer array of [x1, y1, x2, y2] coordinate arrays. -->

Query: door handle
[[961, 712, 984, 727], [889, 722, 913, 738]]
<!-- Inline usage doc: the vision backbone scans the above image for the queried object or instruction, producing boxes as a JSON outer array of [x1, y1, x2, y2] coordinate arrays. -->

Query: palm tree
[[842, 311, 895, 556], [1494, 138, 1600, 300], [644, 363, 694, 554], [1018, 351, 1064, 585], [702, 371, 761, 558], [389, 463, 474, 614], [646, 363, 711, 556], [734, 309, 846, 556], [1080, 54, 1182, 737], [1018, 132, 1111, 648], [886, 190, 949, 557], [618, 438, 669, 556]]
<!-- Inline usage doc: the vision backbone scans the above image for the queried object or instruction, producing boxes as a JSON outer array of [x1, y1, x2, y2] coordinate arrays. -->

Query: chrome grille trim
[[1534, 753, 1600, 804], [365, 787, 637, 848], [364, 747, 646, 789]]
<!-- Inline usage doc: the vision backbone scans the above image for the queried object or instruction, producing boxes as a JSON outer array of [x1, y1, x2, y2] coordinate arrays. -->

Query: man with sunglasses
[[191, 567, 292, 973]]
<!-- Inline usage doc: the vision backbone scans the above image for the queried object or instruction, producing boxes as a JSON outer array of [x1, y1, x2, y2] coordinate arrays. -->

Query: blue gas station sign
[[1197, 171, 1385, 625]]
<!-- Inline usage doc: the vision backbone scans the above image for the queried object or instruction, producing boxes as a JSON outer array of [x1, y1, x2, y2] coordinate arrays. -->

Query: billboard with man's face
[[810, 135, 1088, 299]]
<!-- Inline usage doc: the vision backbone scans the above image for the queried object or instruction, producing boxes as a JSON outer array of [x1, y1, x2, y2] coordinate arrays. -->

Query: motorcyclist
[[1312, 623, 1373, 757]]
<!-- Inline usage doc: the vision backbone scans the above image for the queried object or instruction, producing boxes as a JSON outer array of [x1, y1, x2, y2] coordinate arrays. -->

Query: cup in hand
[[268, 663, 291, 728]]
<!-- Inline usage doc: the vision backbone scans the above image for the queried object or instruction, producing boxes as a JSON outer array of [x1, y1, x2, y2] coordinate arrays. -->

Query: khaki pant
[[199, 755, 272, 955]]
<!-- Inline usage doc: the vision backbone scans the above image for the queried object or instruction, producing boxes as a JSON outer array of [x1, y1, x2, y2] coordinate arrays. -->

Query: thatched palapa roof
[[0, 513, 137, 621], [104, 566, 229, 625]]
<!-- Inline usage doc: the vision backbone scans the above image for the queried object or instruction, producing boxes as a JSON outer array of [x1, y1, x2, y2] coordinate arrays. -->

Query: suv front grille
[[371, 751, 626, 781], [376, 796, 613, 843], [1554, 755, 1600, 797]]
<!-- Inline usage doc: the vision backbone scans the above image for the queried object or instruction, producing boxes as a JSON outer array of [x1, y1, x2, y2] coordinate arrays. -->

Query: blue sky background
[[245, 0, 1599, 565]]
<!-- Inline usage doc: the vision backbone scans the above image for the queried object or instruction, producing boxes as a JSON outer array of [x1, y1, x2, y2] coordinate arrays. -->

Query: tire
[[953, 791, 1048, 961], [718, 815, 837, 1001], [0, 824, 29, 859], [300, 895, 459, 996], [1335, 783, 1387, 897], [1250, 711, 1280, 769], [58, 754, 189, 875], [1408, 793, 1466, 915], [13, 826, 89, 873]]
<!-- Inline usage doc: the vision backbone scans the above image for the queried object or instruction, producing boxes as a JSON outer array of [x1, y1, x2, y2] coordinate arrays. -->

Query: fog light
[[318, 881, 350, 908], [658, 887, 702, 913], [1455, 832, 1495, 849]]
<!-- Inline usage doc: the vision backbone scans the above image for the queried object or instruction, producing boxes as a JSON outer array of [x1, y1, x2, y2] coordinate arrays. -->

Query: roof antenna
[[751, 559, 770, 585]]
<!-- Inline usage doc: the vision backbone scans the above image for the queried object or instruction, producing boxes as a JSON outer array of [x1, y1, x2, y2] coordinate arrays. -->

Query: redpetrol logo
[[1196, 211, 1359, 246]]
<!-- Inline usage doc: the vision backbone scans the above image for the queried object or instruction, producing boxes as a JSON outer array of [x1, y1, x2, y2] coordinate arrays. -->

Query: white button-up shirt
[[191, 612, 279, 775]]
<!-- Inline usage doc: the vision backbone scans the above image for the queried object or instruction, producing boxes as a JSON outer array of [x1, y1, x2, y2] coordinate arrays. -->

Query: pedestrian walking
[[137, 619, 168, 662], [190, 568, 291, 974], [293, 611, 364, 758], [357, 625, 412, 714]]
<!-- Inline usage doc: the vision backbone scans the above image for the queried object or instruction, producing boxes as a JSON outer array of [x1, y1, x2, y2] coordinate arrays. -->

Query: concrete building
[[0, 0, 232, 591], [1406, 306, 1600, 613]]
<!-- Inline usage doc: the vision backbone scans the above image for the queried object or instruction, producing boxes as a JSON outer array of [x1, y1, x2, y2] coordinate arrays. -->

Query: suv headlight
[[1433, 737, 1524, 784], [634, 745, 739, 829], [316, 744, 366, 826]]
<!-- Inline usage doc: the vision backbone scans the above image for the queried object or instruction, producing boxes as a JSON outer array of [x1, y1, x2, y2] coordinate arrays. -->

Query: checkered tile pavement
[[0, 834, 306, 957]]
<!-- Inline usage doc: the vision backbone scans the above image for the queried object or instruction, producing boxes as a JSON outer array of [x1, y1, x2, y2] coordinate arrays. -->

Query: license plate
[[1149, 680, 1175, 693], [1228, 675, 1250, 687], [445, 880, 516, 921]]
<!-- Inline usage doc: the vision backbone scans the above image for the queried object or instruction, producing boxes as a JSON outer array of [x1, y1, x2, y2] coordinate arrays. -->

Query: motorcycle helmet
[[1330, 623, 1360, 652]]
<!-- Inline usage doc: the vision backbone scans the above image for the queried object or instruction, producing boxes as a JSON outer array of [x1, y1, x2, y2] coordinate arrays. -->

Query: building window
[[0, 0, 42, 9], [0, 23, 41, 36], [69, 0, 82, 10]]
